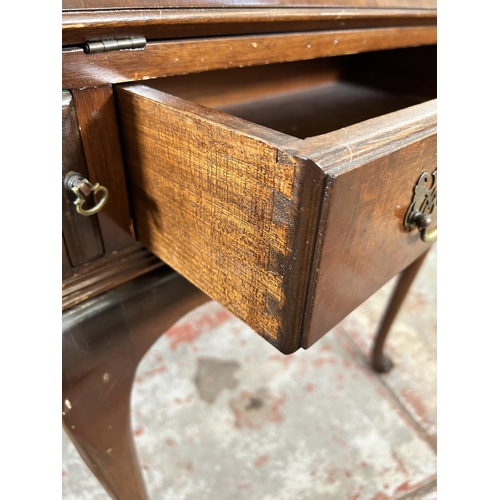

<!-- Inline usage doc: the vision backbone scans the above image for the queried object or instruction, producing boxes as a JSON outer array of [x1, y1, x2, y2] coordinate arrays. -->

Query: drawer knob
[[64, 172, 109, 217], [404, 170, 437, 244]]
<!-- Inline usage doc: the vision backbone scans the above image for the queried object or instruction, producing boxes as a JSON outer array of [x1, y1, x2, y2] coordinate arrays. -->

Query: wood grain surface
[[63, 0, 437, 10], [62, 8, 436, 45], [143, 58, 343, 109], [62, 92, 104, 267], [63, 89, 164, 308], [115, 84, 323, 352], [71, 86, 135, 252], [147, 51, 433, 139], [63, 26, 436, 89], [293, 101, 437, 347], [114, 47, 436, 352], [62, 237, 73, 280], [62, 2, 437, 352], [220, 81, 426, 139], [62, 243, 164, 310]]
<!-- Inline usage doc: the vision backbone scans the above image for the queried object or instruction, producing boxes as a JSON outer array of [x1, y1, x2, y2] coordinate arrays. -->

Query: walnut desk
[[62, 2, 437, 498]]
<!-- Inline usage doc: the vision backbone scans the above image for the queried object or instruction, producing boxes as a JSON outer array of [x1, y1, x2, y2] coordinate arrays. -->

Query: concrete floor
[[62, 246, 437, 500]]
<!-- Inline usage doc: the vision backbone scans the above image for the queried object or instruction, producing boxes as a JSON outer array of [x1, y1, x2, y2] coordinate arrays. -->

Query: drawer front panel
[[292, 98, 437, 348], [62, 90, 162, 311], [62, 92, 104, 268], [303, 132, 437, 348]]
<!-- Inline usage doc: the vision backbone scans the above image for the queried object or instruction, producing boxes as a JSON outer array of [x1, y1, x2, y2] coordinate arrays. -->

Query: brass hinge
[[84, 36, 146, 54]]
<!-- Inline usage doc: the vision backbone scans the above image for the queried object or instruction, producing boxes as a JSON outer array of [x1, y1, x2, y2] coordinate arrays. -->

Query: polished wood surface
[[62, 238, 73, 280], [63, 0, 437, 9], [63, 267, 210, 499], [62, 8, 436, 45], [63, 88, 162, 311], [146, 58, 342, 108], [62, 92, 104, 267], [62, 243, 164, 310], [63, 26, 436, 89], [220, 82, 426, 139], [146, 57, 426, 134], [72, 86, 136, 252], [299, 103, 436, 347], [114, 48, 436, 353]]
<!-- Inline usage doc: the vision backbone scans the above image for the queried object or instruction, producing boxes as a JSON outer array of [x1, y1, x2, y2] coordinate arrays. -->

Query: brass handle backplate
[[404, 170, 437, 244], [64, 172, 109, 217]]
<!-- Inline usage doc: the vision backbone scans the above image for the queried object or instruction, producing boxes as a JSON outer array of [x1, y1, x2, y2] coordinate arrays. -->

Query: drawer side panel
[[116, 86, 323, 352]]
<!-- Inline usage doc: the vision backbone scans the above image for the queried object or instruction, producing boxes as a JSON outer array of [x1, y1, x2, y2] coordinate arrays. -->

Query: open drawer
[[115, 45, 437, 354]]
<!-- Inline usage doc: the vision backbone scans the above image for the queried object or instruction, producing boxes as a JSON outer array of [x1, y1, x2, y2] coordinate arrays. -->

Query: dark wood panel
[[148, 51, 435, 140], [62, 8, 436, 45], [146, 58, 342, 109], [292, 98, 437, 170], [63, 0, 437, 10], [62, 243, 164, 310], [63, 26, 437, 89], [71, 86, 135, 252], [63, 267, 209, 499], [62, 92, 104, 267], [294, 101, 437, 348], [62, 237, 73, 280], [344, 44, 437, 98]]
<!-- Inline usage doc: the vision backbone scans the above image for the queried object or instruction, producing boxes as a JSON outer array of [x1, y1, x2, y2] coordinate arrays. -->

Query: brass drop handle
[[64, 172, 109, 216], [409, 212, 437, 244], [404, 170, 437, 244]]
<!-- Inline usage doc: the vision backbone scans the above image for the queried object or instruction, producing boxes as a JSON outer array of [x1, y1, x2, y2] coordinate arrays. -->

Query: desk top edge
[[63, 1, 437, 12]]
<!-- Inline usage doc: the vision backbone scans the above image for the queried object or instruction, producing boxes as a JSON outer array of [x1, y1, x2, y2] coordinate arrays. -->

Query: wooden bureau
[[62, 2, 437, 498]]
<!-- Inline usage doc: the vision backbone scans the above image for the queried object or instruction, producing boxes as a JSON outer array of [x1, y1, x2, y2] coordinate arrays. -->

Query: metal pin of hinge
[[84, 36, 147, 54]]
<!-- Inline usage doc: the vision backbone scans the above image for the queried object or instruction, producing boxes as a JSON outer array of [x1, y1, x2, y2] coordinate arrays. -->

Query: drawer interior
[[146, 45, 436, 139]]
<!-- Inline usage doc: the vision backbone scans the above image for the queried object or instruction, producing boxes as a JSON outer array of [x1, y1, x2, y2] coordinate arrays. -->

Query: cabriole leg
[[372, 250, 430, 373], [62, 268, 209, 499]]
